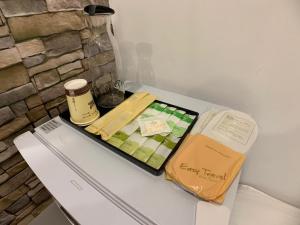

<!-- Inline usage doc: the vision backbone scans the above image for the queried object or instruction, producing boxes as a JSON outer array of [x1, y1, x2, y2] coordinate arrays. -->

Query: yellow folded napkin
[[85, 92, 156, 140], [165, 134, 245, 203]]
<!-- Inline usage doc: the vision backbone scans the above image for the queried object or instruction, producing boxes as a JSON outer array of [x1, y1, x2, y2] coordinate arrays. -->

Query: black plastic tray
[[60, 91, 199, 176]]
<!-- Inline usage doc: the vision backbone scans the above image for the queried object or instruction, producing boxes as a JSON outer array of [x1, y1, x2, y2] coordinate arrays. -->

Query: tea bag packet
[[159, 106, 177, 120], [86, 92, 147, 133], [119, 132, 148, 155], [121, 120, 140, 135], [107, 130, 130, 148], [108, 113, 144, 148], [107, 120, 140, 147], [142, 103, 167, 117], [156, 107, 177, 137], [139, 103, 157, 118], [101, 93, 156, 140], [134, 109, 182, 157], [107, 103, 163, 147], [166, 110, 186, 129], [132, 134, 165, 162], [85, 92, 156, 140], [147, 134, 180, 169], [165, 110, 258, 205], [172, 114, 196, 137], [152, 103, 168, 115]]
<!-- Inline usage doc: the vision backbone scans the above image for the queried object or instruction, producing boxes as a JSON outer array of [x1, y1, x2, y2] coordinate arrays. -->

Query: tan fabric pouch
[[165, 134, 245, 203]]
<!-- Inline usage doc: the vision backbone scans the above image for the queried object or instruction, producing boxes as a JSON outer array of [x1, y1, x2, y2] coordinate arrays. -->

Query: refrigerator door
[[14, 132, 140, 225], [34, 117, 198, 225]]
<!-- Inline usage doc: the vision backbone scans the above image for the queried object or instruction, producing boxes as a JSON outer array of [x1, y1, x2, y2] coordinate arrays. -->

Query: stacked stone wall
[[0, 0, 115, 224]]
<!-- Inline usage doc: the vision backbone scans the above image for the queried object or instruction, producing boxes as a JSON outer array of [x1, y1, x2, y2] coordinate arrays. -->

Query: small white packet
[[138, 116, 171, 137]]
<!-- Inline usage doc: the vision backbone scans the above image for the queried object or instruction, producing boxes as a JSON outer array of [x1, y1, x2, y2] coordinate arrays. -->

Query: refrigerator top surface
[[15, 85, 222, 225]]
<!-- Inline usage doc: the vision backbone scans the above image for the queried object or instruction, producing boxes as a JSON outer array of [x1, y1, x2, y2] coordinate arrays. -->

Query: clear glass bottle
[[84, 5, 124, 109]]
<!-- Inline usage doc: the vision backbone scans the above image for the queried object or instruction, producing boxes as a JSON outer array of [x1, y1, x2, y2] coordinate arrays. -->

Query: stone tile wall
[[0, 0, 115, 224]]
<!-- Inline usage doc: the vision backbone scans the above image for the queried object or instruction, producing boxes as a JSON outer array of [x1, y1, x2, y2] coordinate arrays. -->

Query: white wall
[[110, 0, 300, 207]]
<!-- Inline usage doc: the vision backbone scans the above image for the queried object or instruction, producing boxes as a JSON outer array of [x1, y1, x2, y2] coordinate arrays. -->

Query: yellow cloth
[[165, 134, 245, 204], [85, 92, 156, 140]]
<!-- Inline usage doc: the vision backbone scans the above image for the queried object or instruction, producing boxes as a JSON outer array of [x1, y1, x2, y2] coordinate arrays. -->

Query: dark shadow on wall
[[119, 41, 137, 81], [136, 42, 156, 86], [119, 41, 156, 86]]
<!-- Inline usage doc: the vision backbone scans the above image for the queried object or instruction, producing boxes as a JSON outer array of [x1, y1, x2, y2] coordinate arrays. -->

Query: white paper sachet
[[158, 107, 177, 137], [140, 102, 157, 117], [120, 103, 168, 136], [121, 120, 140, 135], [138, 116, 171, 137], [107, 103, 164, 147], [159, 106, 177, 120], [119, 132, 148, 155], [143, 103, 167, 117], [167, 109, 186, 129], [107, 120, 140, 148], [147, 134, 180, 169], [172, 114, 196, 137], [132, 134, 165, 162]]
